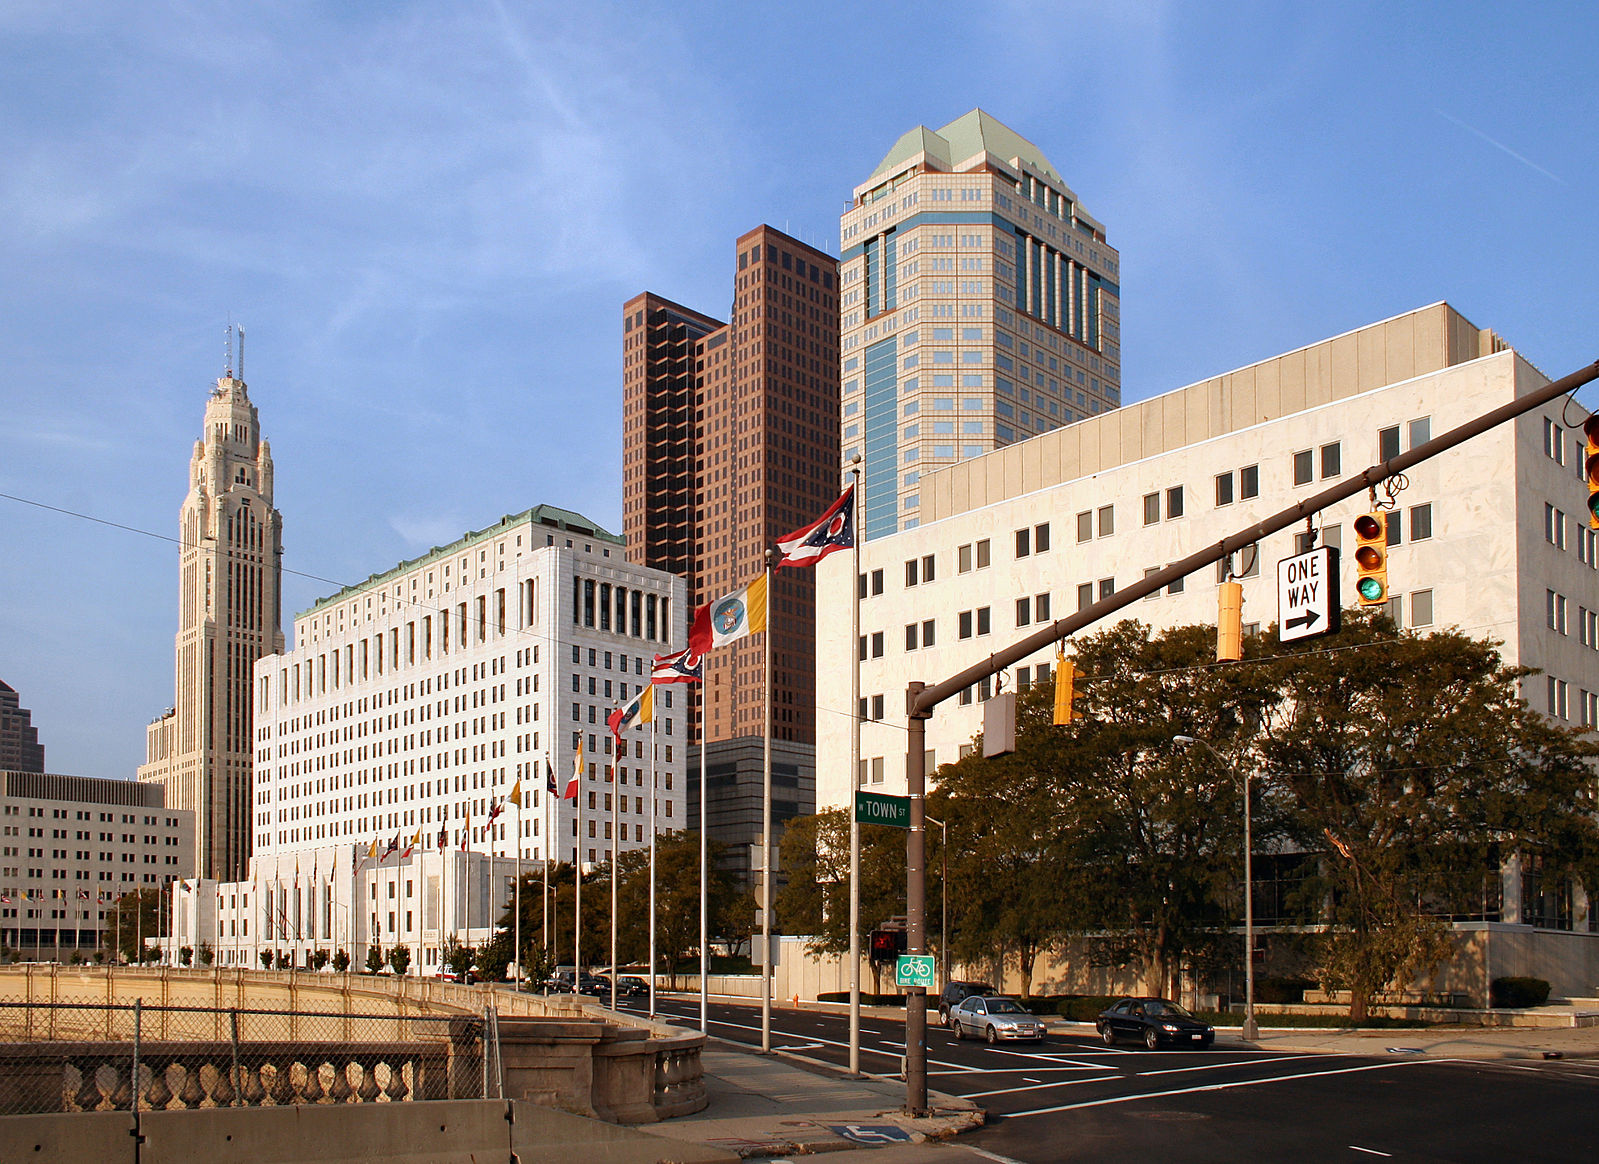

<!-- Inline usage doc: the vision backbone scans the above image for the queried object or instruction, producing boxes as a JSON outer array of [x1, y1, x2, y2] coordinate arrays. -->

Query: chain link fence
[[0, 1000, 500, 1116]]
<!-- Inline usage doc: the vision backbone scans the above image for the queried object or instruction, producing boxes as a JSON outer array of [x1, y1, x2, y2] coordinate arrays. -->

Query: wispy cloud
[[1435, 109, 1563, 183]]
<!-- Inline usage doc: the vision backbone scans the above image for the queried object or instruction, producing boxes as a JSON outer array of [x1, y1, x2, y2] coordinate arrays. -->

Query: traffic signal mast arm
[[909, 356, 1599, 717], [895, 355, 1598, 1118]]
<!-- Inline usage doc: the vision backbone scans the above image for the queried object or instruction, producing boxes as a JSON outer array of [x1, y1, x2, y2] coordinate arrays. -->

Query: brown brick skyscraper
[[623, 225, 840, 884]]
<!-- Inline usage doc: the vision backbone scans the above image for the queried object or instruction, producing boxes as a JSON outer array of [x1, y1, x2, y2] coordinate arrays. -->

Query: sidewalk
[[643, 1045, 982, 1159]]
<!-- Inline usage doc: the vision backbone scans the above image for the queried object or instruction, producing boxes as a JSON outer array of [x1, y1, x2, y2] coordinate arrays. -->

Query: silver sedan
[[947, 995, 1047, 1043]]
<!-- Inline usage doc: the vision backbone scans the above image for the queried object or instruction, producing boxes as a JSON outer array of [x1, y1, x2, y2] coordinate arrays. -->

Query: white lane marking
[[954, 1146, 1028, 1164], [962, 1075, 1121, 1098], [1136, 1053, 1323, 1077], [1004, 1059, 1452, 1117], [1349, 1148, 1393, 1158]]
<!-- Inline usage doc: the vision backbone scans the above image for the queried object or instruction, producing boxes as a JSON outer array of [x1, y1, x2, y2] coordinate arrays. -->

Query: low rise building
[[0, 771, 193, 959]]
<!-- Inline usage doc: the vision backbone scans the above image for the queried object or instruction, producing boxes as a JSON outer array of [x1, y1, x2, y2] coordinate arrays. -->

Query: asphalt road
[[614, 994, 1599, 1162]]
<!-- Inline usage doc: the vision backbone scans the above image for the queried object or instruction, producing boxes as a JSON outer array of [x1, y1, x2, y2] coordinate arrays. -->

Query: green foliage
[[1491, 976, 1551, 1008], [388, 945, 412, 976]]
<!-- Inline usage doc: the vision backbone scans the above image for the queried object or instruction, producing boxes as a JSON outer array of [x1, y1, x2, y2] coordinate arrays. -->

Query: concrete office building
[[840, 110, 1122, 539], [623, 226, 840, 888], [0, 680, 45, 773], [166, 505, 688, 972], [815, 302, 1599, 999], [139, 368, 284, 881], [0, 770, 193, 959]]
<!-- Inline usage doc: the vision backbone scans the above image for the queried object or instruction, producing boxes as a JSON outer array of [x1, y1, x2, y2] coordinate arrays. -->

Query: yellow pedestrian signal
[[1053, 651, 1080, 725], [1353, 512, 1389, 606], [1217, 581, 1243, 662], [1584, 417, 1599, 530]]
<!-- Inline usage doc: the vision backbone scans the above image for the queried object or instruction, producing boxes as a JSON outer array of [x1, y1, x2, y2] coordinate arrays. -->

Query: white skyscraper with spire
[[139, 352, 283, 880]]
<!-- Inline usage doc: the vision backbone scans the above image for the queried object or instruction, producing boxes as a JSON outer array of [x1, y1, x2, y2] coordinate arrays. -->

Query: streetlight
[[925, 817, 948, 989], [1173, 734, 1258, 1041]]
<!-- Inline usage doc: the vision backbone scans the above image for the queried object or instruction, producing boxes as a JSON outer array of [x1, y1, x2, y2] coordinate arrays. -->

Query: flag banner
[[606, 684, 654, 743], [564, 739, 583, 801], [652, 646, 703, 684], [775, 485, 855, 567], [690, 573, 768, 653], [545, 757, 559, 795]]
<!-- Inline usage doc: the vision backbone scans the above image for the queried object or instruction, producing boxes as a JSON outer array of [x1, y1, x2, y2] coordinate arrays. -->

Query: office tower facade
[[623, 225, 841, 885], [139, 371, 284, 881], [840, 109, 1122, 539], [0, 680, 45, 772]]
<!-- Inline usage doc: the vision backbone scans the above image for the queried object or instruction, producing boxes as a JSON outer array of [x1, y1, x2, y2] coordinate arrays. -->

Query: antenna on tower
[[237, 325, 245, 382]]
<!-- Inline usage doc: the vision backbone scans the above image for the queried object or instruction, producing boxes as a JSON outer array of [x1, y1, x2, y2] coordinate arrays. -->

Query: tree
[[364, 944, 383, 974], [776, 809, 909, 995], [332, 949, 351, 972], [1261, 613, 1599, 1019], [388, 945, 412, 976]]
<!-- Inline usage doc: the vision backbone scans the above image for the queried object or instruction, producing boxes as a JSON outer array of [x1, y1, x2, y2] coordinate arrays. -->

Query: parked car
[[1097, 997, 1215, 1050], [937, 980, 997, 1021], [948, 995, 1047, 1044]]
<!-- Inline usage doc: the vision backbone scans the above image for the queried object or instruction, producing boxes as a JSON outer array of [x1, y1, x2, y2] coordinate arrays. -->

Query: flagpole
[[610, 748, 619, 1011], [761, 548, 775, 1054], [649, 714, 657, 1018], [847, 460, 863, 1075], [515, 785, 523, 992]]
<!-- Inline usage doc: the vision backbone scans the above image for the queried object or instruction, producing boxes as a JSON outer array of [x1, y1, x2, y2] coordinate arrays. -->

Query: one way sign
[[1277, 546, 1341, 644]]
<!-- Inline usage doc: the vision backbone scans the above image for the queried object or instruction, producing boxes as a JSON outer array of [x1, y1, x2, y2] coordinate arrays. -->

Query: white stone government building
[[166, 505, 688, 972], [817, 302, 1599, 1002]]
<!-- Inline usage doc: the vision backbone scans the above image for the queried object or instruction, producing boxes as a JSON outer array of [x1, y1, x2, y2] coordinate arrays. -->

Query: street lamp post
[[925, 817, 948, 988], [1173, 734, 1258, 1042]]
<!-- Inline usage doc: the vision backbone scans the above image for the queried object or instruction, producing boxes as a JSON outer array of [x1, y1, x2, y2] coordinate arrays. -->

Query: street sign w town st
[[854, 790, 910, 829], [1277, 545, 1341, 644]]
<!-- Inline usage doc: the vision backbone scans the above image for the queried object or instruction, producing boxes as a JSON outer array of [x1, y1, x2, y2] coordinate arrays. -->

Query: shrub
[[1491, 977, 1551, 1009]]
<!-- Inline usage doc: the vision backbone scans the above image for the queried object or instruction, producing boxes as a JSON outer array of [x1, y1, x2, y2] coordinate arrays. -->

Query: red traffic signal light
[[1353, 512, 1389, 606]]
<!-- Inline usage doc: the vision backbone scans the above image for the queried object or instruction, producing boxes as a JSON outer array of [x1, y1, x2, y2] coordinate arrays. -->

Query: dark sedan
[[1097, 997, 1214, 1050]]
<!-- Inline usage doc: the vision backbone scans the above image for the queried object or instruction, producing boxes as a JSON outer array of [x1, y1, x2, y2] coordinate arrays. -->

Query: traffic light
[[1052, 651, 1080, 725], [1353, 512, 1389, 606], [1216, 580, 1243, 662], [1584, 417, 1599, 529]]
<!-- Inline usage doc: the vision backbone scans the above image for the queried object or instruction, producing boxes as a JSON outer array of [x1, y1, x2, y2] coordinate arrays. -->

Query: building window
[[1293, 450, 1313, 487], [1410, 503, 1433, 541]]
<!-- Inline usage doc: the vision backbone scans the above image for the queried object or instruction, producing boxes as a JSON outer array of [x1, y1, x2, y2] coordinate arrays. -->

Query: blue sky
[[2, 1, 1596, 780]]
